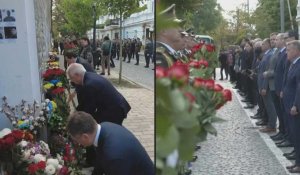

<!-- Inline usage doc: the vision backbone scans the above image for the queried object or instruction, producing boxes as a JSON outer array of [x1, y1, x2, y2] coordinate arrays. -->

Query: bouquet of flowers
[[14, 140, 71, 175], [0, 97, 49, 135], [156, 43, 232, 175]]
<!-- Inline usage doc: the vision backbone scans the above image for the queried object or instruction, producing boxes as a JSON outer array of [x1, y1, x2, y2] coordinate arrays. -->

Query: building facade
[[87, 0, 154, 45]]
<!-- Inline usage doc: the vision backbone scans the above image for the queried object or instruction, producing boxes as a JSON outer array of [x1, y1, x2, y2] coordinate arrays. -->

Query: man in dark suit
[[64, 49, 95, 105], [67, 111, 154, 175], [66, 63, 131, 125], [283, 40, 300, 173], [257, 38, 277, 133]]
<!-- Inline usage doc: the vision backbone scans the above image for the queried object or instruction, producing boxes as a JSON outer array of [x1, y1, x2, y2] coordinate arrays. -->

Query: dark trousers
[[145, 53, 151, 67], [272, 93, 285, 134], [292, 115, 300, 165], [228, 66, 236, 82], [123, 52, 127, 61], [135, 52, 139, 64], [110, 55, 115, 67], [284, 105, 294, 144], [220, 65, 228, 79], [116, 50, 120, 60], [258, 93, 268, 123]]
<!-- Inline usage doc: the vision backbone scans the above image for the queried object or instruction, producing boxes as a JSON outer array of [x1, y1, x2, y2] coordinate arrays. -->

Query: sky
[[217, 0, 258, 19]]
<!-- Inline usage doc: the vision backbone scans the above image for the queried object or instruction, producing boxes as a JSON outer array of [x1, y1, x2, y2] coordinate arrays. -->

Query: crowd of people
[[53, 36, 155, 74], [51, 35, 155, 174], [219, 30, 300, 173]]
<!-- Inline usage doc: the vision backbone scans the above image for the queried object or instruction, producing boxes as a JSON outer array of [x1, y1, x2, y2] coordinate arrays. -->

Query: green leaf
[[156, 125, 179, 158], [161, 166, 178, 175], [211, 116, 226, 123], [203, 123, 217, 136], [178, 126, 199, 161]]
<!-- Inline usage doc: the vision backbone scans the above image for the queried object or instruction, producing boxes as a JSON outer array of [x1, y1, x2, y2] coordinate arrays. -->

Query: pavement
[[103, 69, 154, 161], [191, 68, 296, 175]]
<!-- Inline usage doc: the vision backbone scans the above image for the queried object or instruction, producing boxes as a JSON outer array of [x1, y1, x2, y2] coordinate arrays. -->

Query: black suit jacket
[[77, 72, 131, 123], [94, 122, 154, 175]]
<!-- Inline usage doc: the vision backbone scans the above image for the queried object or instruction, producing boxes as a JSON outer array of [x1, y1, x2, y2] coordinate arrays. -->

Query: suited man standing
[[66, 63, 131, 125], [282, 40, 300, 173], [67, 111, 154, 175], [257, 38, 277, 133]]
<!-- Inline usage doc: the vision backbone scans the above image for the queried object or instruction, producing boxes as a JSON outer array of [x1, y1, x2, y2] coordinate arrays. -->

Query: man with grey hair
[[67, 63, 131, 167], [282, 40, 300, 173]]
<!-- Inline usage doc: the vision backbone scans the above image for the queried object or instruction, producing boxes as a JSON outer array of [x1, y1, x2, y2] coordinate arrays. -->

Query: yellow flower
[[51, 101, 57, 111], [56, 82, 63, 87], [18, 120, 24, 126], [43, 83, 54, 90]]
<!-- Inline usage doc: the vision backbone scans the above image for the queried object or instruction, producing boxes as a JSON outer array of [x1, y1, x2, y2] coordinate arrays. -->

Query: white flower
[[45, 164, 56, 175], [33, 122, 38, 126], [46, 107, 50, 111], [29, 125, 34, 130], [40, 117, 45, 121], [21, 116, 26, 120], [39, 111, 44, 115], [41, 102, 46, 107], [36, 116, 41, 120], [33, 130, 37, 135], [166, 149, 178, 168], [0, 128, 11, 139], [24, 119, 29, 124], [56, 154, 64, 164], [29, 116, 34, 121], [45, 99, 50, 103], [18, 140, 28, 147], [47, 158, 59, 169], [12, 121, 17, 125], [33, 154, 46, 163], [22, 150, 31, 161]]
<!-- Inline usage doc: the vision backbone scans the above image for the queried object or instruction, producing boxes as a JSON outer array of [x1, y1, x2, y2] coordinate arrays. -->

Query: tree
[[159, 0, 203, 18], [253, 0, 298, 38], [98, 0, 146, 84], [52, 0, 104, 37]]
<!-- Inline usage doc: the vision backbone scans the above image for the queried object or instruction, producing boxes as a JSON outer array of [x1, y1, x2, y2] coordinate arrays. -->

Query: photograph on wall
[[0, 27, 3, 39], [2, 9, 16, 22], [4, 27, 17, 39]]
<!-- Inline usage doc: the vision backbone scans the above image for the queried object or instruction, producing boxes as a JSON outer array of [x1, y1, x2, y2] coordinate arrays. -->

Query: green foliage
[[53, 0, 104, 37], [159, 0, 203, 18], [253, 0, 298, 38]]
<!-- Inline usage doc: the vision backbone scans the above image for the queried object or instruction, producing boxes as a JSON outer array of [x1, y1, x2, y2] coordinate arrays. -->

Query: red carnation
[[194, 78, 214, 89], [156, 66, 166, 78], [189, 60, 201, 68], [36, 161, 46, 170], [205, 44, 215, 52], [222, 89, 232, 101], [28, 164, 38, 174], [52, 87, 65, 95], [4, 135, 15, 147], [167, 64, 189, 84], [59, 166, 69, 175], [214, 84, 223, 92], [12, 130, 24, 141], [199, 59, 209, 68]]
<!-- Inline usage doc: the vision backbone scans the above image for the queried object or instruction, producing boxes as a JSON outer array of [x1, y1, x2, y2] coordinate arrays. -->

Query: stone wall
[[34, 0, 51, 74]]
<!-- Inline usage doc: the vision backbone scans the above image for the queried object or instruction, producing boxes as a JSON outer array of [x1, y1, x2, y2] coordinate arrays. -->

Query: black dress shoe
[[191, 155, 198, 162], [242, 99, 251, 102], [144, 66, 149, 68], [244, 104, 255, 109], [284, 150, 295, 157], [286, 152, 296, 160], [270, 132, 282, 139], [251, 115, 262, 119], [134, 63, 139, 65], [289, 166, 300, 173], [256, 120, 267, 126], [277, 140, 293, 147], [195, 145, 201, 150], [286, 164, 296, 170], [100, 72, 105, 75]]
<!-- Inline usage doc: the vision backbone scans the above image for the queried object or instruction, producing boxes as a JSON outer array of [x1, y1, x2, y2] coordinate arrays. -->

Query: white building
[[87, 0, 154, 45]]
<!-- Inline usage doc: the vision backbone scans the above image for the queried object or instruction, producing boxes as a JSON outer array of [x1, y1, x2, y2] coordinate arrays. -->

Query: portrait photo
[[4, 26, 17, 39], [3, 9, 15, 22]]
